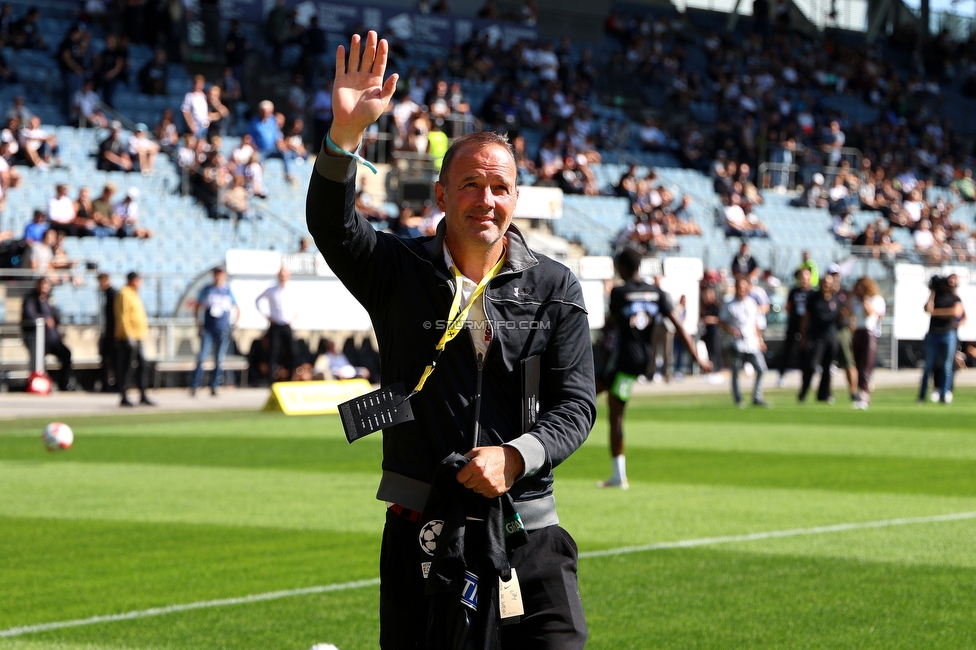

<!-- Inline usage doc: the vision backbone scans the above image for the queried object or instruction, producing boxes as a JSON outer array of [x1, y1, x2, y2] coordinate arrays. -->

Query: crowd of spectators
[[282, 3, 970, 265], [0, 95, 156, 270], [4, 0, 976, 271], [597, 11, 976, 262], [170, 92, 310, 224], [612, 165, 702, 254]]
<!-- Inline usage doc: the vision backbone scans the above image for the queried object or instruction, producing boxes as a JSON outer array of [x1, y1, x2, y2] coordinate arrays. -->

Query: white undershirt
[[444, 244, 492, 360]]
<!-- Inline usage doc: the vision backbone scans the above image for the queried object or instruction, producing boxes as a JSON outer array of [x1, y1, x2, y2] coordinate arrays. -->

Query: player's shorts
[[610, 372, 638, 402], [836, 327, 855, 369]]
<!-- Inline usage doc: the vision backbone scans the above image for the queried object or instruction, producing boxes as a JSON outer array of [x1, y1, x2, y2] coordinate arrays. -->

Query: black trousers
[[99, 335, 118, 391], [777, 324, 801, 373], [24, 333, 72, 390], [799, 336, 837, 401], [379, 509, 587, 650], [702, 327, 722, 372], [117, 339, 148, 398], [48, 339, 73, 390], [268, 322, 296, 379], [852, 329, 878, 399]]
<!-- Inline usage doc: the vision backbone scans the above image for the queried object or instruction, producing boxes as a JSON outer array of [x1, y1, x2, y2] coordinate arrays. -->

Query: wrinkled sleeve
[[518, 277, 596, 478]]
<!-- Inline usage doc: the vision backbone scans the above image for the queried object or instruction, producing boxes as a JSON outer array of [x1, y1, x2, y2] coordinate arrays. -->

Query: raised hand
[[330, 31, 399, 152]]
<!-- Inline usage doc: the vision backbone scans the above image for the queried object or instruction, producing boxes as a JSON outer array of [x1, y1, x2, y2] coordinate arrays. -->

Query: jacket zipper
[[473, 352, 484, 448], [471, 293, 496, 448]]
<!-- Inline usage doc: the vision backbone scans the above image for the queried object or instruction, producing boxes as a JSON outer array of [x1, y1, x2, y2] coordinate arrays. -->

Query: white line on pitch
[[3, 510, 976, 638], [578, 510, 976, 559], [0, 579, 380, 638]]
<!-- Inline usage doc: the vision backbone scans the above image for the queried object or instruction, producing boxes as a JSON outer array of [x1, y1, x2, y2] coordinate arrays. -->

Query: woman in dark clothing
[[700, 285, 723, 378]]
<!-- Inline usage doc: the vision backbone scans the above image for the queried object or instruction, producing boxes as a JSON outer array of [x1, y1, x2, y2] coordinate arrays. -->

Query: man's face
[[435, 143, 518, 252], [38, 279, 50, 297], [98, 276, 110, 290], [214, 271, 226, 286], [799, 269, 811, 289], [823, 273, 838, 291], [735, 278, 750, 299]]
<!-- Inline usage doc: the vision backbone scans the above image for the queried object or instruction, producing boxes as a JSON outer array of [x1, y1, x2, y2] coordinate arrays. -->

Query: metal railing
[[361, 110, 482, 168], [760, 144, 864, 189], [758, 162, 800, 190], [0, 267, 203, 322]]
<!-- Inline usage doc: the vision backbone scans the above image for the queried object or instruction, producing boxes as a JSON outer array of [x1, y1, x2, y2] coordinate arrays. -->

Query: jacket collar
[[421, 219, 539, 278]]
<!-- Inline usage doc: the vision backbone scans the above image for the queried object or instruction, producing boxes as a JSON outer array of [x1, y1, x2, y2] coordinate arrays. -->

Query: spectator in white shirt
[[244, 151, 265, 198], [23, 227, 55, 272], [533, 42, 559, 81], [19, 115, 59, 169], [181, 75, 210, 139], [231, 133, 255, 168], [321, 338, 371, 380], [128, 123, 160, 175], [255, 267, 299, 380], [114, 188, 152, 239], [48, 183, 95, 236], [724, 199, 748, 235], [913, 219, 934, 252], [720, 276, 770, 408]]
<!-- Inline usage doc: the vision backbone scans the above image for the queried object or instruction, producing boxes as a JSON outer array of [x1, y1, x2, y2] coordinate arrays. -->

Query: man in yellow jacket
[[115, 271, 155, 407]]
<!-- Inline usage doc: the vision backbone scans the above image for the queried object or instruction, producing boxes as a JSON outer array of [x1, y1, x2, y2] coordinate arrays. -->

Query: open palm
[[331, 32, 398, 149]]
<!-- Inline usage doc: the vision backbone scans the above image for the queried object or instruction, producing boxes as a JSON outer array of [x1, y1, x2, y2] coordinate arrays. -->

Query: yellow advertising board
[[264, 379, 373, 416]]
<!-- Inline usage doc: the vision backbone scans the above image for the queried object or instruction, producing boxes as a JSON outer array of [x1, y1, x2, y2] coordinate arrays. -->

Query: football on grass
[[42, 422, 73, 451]]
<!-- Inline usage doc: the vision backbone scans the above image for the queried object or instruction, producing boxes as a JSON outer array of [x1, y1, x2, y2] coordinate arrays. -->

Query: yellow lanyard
[[409, 253, 507, 396]]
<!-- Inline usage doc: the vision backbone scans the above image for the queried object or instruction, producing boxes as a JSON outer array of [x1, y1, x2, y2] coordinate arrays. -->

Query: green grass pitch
[[2, 387, 976, 649]]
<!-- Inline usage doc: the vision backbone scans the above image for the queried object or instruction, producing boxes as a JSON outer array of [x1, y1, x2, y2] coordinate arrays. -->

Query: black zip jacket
[[21, 290, 61, 345], [306, 151, 596, 525]]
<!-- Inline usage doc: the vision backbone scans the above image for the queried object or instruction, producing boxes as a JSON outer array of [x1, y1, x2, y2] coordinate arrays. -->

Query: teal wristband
[[325, 132, 377, 174]]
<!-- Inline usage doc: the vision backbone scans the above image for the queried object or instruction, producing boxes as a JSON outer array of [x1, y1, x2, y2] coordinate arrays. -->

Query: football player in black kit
[[596, 248, 711, 488]]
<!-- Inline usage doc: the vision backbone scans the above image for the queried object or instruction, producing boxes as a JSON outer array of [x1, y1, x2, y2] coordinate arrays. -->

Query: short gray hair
[[438, 131, 516, 184]]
